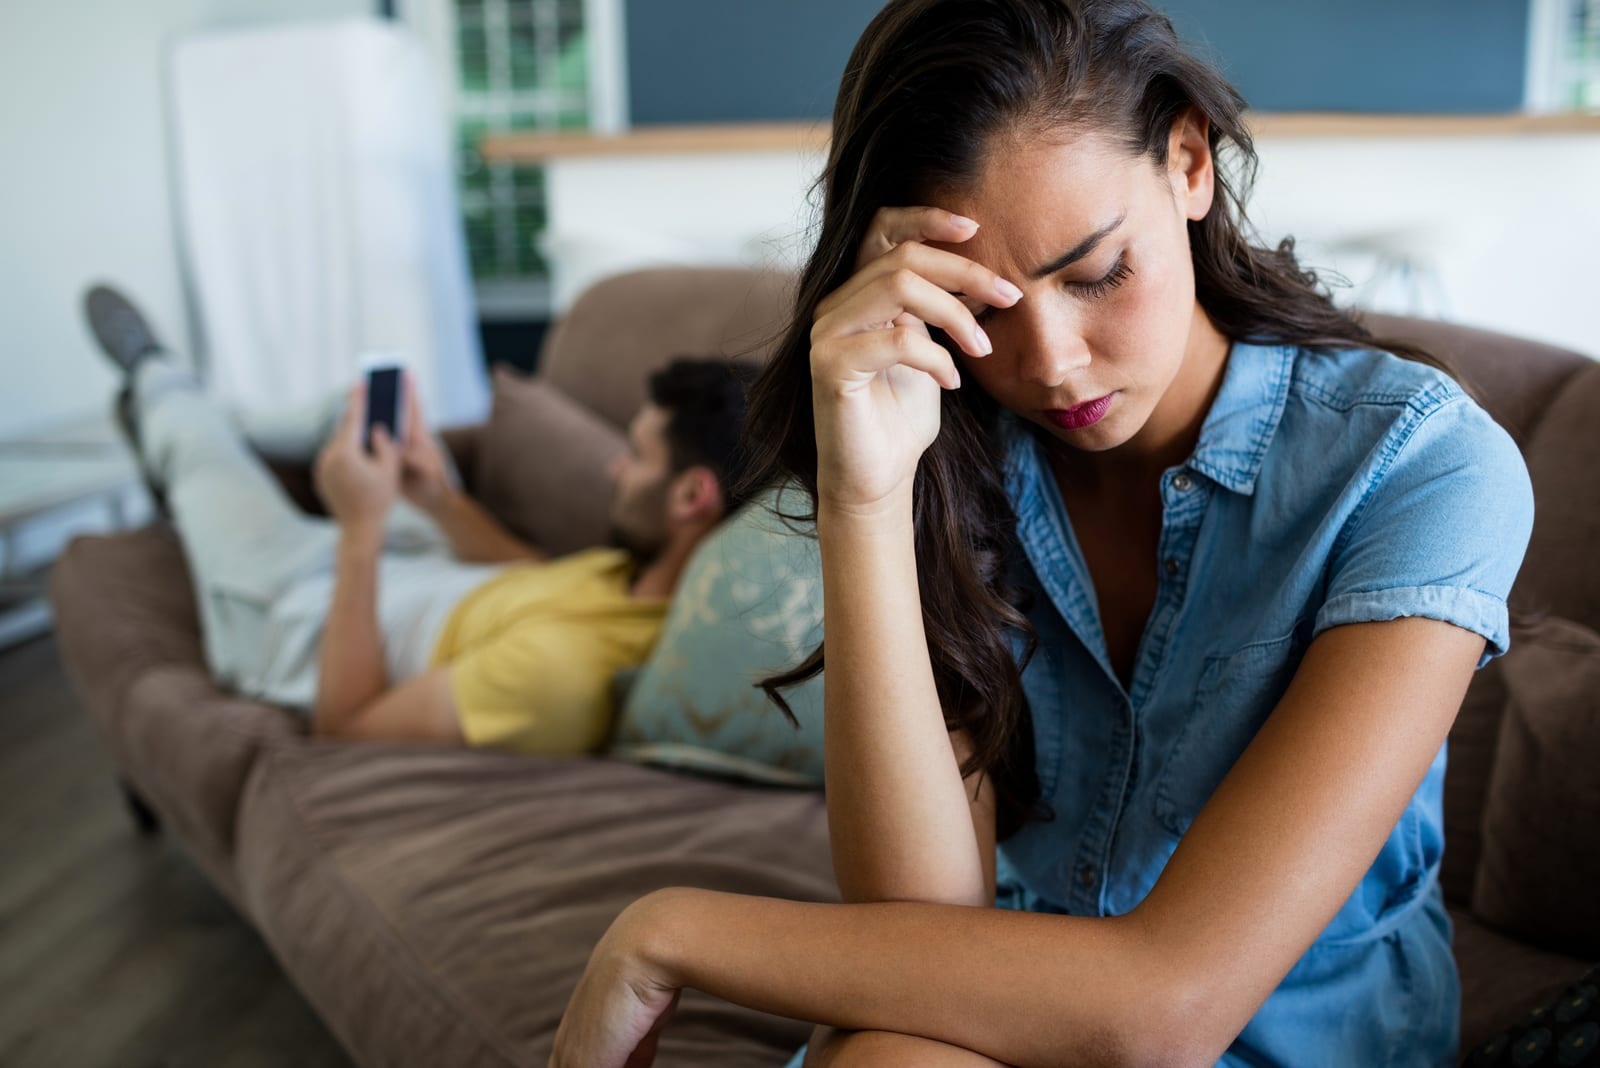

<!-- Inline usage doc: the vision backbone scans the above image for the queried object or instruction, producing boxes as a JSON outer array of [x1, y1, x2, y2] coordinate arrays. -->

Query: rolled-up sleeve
[[1314, 395, 1534, 666]]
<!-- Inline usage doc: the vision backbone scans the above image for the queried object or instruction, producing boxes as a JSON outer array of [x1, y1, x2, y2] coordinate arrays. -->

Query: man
[[83, 285, 758, 754]]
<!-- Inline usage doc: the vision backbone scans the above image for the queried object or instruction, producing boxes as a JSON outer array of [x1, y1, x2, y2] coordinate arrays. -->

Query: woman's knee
[[806, 1026, 1013, 1067]]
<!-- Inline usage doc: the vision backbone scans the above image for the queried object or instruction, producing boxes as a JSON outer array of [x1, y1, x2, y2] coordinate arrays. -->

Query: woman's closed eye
[[972, 254, 1135, 325], [1070, 254, 1134, 300]]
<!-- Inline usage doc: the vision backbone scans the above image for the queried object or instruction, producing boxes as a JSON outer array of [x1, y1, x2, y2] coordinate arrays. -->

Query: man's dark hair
[[647, 357, 762, 514]]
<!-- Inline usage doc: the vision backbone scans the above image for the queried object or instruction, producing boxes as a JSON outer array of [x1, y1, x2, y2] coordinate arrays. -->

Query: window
[[1528, 0, 1600, 111], [402, 0, 626, 315]]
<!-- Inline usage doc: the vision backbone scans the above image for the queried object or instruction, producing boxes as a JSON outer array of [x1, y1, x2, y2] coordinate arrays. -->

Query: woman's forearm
[[642, 888, 1177, 1068], [313, 523, 389, 735], [817, 491, 987, 906]]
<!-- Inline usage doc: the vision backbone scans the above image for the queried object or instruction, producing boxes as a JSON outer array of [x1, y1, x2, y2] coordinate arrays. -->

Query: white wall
[[1247, 134, 1600, 357], [0, 0, 369, 441], [542, 133, 1600, 360]]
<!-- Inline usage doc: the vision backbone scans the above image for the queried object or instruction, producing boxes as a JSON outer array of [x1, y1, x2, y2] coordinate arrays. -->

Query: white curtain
[[169, 17, 488, 427]]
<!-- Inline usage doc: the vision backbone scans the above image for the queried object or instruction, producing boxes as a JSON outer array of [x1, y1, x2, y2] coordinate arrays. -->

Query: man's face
[[607, 403, 676, 562]]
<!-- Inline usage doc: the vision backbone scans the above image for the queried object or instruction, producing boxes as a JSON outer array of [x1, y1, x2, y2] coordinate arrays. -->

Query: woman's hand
[[397, 373, 456, 514], [808, 207, 1022, 514], [314, 383, 401, 534], [548, 894, 684, 1068]]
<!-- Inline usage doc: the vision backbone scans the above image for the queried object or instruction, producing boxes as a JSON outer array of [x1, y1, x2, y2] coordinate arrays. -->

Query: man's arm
[[421, 485, 549, 565], [309, 383, 469, 743], [312, 520, 390, 736], [397, 373, 547, 565], [323, 664, 465, 743], [310, 519, 464, 741]]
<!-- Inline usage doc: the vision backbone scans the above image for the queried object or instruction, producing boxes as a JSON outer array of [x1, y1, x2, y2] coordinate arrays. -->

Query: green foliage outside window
[[453, 0, 589, 283]]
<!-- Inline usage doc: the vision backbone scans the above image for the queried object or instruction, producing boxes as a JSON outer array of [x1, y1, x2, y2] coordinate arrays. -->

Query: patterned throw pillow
[[609, 484, 824, 785], [1464, 965, 1600, 1066]]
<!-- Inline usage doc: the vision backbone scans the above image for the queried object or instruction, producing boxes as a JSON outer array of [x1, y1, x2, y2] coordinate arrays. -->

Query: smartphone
[[363, 364, 405, 454]]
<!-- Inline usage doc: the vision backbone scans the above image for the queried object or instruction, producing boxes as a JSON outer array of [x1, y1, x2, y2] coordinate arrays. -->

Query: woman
[[548, 1, 1533, 1065]]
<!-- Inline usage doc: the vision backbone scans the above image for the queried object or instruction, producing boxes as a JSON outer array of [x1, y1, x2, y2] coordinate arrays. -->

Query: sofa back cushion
[[1360, 313, 1592, 447], [536, 267, 791, 430], [1516, 362, 1600, 630], [475, 367, 626, 557], [1472, 617, 1600, 957], [1443, 359, 1600, 904]]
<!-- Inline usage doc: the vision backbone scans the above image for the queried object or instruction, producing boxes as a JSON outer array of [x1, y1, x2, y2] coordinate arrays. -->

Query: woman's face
[[929, 117, 1227, 460]]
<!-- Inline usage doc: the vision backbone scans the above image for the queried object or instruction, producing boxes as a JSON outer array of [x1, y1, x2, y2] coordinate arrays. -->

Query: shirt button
[[1163, 557, 1180, 577], [1172, 472, 1193, 492], [1076, 863, 1096, 888]]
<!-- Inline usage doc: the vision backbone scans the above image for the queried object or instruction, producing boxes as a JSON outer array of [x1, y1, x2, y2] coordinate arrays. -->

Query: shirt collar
[[998, 339, 1297, 498], [1184, 339, 1296, 496]]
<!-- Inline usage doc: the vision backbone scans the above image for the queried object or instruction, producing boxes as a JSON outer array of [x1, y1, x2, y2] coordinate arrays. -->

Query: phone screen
[[364, 366, 402, 453]]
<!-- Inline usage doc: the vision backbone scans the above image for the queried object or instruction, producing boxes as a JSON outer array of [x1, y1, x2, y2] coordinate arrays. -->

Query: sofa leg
[[119, 780, 162, 836]]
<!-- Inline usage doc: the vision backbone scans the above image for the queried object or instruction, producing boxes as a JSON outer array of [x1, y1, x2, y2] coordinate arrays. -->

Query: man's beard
[[606, 520, 666, 568], [607, 478, 670, 567]]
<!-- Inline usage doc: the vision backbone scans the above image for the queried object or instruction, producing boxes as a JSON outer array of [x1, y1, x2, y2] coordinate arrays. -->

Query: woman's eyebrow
[[1028, 214, 1126, 279]]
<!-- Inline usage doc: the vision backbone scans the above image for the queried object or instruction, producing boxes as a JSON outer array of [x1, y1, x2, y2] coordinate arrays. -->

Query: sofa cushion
[[474, 367, 626, 558], [1473, 618, 1600, 958], [610, 485, 825, 785], [1452, 907, 1596, 1057], [538, 267, 790, 430], [235, 743, 835, 1068], [1517, 362, 1600, 631], [1459, 963, 1600, 1067], [1442, 658, 1510, 905]]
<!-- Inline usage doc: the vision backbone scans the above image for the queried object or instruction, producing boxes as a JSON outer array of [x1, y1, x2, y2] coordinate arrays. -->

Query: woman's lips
[[1045, 393, 1114, 430]]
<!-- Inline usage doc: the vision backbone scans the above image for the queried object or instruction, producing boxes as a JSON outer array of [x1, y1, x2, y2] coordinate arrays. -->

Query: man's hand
[[399, 372, 456, 514], [314, 383, 401, 533]]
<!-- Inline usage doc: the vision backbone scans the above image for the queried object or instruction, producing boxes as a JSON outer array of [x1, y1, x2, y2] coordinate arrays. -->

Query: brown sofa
[[50, 267, 1596, 1066]]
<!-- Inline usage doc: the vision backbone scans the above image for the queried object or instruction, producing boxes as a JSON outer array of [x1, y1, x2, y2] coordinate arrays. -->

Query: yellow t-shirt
[[430, 548, 668, 755]]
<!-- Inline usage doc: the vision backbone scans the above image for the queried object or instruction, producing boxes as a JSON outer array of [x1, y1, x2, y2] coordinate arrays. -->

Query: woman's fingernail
[[974, 327, 992, 355], [951, 214, 978, 230], [996, 279, 1023, 303]]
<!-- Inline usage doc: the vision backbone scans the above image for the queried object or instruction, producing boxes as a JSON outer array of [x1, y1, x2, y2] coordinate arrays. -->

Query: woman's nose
[[1011, 311, 1091, 388]]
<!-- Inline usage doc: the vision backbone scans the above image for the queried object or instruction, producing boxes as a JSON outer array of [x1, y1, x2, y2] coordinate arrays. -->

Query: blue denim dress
[[994, 340, 1531, 1066], [783, 341, 1533, 1068]]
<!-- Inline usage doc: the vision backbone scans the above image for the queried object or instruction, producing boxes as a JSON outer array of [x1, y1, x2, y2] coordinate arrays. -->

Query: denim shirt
[[993, 340, 1533, 1067]]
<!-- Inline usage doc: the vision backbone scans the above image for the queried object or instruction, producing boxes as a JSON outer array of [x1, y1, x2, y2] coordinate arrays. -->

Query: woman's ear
[[1167, 107, 1215, 222]]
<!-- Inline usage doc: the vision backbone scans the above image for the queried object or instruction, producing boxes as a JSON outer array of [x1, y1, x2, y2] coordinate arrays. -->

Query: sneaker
[[83, 285, 174, 514], [84, 284, 165, 374]]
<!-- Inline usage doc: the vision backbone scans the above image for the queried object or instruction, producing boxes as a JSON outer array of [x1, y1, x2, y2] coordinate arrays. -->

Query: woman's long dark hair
[[740, 0, 1437, 840]]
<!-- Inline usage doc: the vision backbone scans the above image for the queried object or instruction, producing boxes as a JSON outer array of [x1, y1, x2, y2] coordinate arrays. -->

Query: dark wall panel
[[626, 0, 879, 123], [625, 1, 1530, 124], [1161, 0, 1530, 114]]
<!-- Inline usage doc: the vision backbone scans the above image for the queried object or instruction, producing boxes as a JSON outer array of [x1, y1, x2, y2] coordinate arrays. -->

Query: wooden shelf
[[1247, 110, 1600, 138], [481, 122, 829, 163], [480, 112, 1600, 164]]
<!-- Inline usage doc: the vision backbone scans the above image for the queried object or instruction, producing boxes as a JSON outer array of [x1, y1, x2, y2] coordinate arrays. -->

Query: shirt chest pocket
[[1152, 627, 1308, 839]]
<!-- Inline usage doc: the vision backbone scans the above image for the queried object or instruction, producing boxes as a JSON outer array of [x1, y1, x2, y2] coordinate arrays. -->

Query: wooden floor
[[0, 633, 353, 1068]]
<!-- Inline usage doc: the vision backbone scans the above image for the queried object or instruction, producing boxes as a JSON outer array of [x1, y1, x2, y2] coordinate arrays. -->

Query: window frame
[[398, 0, 628, 316]]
